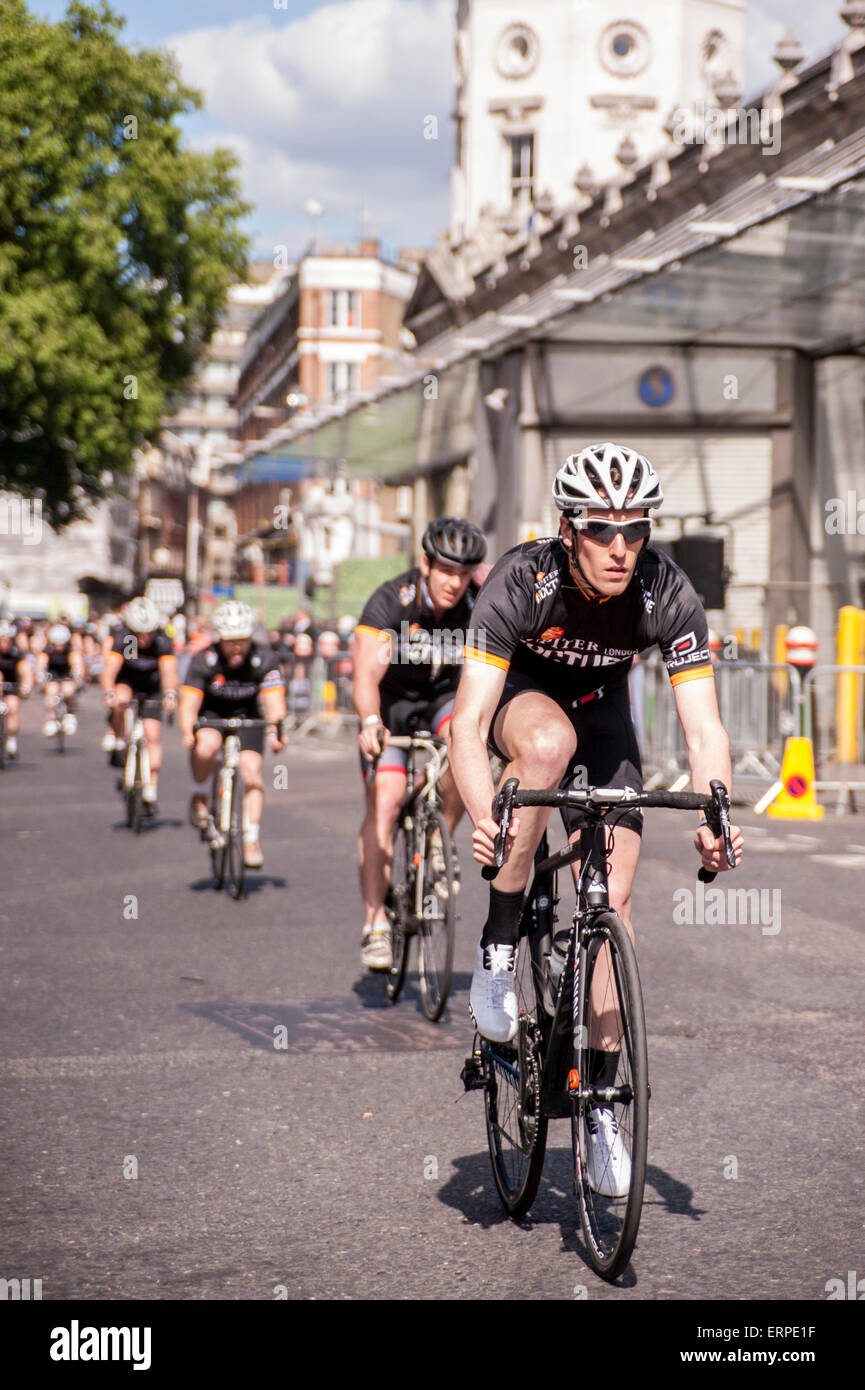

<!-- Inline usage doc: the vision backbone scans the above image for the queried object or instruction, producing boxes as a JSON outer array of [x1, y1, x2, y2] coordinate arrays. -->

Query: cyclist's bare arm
[[673, 675, 743, 872], [178, 685, 204, 748], [352, 627, 392, 760], [102, 649, 124, 700], [450, 659, 518, 864], [158, 653, 179, 700], [259, 683, 288, 750]]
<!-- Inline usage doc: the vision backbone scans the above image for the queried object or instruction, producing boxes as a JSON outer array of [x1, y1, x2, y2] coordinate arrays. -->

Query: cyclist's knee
[[520, 727, 575, 782]]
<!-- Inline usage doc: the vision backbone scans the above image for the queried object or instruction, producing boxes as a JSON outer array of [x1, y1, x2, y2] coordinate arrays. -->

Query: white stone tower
[[450, 0, 747, 244]]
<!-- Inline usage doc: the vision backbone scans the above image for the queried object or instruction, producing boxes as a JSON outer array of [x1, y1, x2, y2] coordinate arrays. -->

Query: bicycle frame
[[123, 702, 151, 793], [386, 733, 449, 925]]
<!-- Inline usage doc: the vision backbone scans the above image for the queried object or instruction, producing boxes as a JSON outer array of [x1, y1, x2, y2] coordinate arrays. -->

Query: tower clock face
[[495, 23, 540, 79], [598, 20, 651, 78]]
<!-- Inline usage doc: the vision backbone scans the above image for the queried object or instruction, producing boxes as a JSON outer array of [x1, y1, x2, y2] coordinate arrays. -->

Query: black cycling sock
[[480, 886, 524, 950]]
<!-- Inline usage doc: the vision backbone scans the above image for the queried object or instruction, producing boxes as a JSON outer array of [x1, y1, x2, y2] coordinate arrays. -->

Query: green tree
[[0, 0, 250, 525]]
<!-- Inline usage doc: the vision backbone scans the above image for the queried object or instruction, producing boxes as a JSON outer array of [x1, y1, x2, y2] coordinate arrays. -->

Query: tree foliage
[[0, 0, 250, 525]]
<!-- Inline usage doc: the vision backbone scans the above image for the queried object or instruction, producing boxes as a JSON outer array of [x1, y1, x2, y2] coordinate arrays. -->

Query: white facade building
[[451, 0, 746, 243]]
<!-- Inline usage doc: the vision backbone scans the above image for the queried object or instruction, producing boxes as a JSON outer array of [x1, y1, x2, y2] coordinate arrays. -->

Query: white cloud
[[166, 0, 453, 250]]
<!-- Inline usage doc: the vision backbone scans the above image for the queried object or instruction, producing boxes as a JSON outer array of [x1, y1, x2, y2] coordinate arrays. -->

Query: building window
[[509, 134, 534, 206], [327, 290, 359, 328], [326, 362, 359, 399]]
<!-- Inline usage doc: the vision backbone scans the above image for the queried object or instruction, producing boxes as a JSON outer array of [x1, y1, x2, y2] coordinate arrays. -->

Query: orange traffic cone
[[767, 736, 823, 820]]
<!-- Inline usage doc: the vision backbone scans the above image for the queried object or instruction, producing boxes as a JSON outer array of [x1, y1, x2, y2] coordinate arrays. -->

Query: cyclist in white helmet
[[179, 602, 288, 869], [449, 442, 742, 1197], [0, 619, 33, 758], [37, 622, 84, 736], [101, 596, 179, 812]]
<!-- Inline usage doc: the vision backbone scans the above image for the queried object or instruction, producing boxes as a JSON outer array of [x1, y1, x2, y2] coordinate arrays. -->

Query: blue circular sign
[[639, 366, 675, 407]]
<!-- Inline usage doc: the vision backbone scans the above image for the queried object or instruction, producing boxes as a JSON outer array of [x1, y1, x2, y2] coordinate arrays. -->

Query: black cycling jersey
[[357, 567, 481, 703], [46, 644, 73, 678], [0, 643, 25, 681], [183, 642, 284, 719], [466, 538, 712, 698], [111, 624, 173, 695]]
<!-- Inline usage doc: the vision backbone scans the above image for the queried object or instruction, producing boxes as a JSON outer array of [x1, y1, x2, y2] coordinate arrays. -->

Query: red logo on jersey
[[539, 626, 565, 641], [536, 572, 545, 583], [210, 674, 225, 688]]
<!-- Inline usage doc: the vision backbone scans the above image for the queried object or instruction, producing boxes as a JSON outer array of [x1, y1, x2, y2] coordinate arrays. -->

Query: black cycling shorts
[[489, 671, 644, 837], [197, 714, 264, 755], [360, 689, 455, 778]]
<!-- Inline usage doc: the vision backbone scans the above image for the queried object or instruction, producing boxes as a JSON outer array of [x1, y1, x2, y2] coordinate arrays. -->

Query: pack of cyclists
[[3, 446, 742, 1097]]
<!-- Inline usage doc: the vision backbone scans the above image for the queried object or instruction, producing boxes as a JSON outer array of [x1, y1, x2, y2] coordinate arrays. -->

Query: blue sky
[[30, 1, 849, 261]]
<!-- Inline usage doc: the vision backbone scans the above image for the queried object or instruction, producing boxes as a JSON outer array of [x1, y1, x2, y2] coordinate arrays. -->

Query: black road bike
[[378, 731, 459, 1022], [462, 777, 734, 1281], [195, 717, 273, 900]]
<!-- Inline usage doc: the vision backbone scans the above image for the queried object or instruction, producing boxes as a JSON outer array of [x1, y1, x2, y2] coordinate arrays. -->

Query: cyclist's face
[[561, 508, 647, 596], [421, 556, 475, 612], [133, 631, 154, 648], [220, 637, 251, 666]]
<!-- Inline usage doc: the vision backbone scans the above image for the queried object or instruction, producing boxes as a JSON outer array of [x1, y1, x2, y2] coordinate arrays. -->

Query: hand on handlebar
[[472, 813, 520, 868], [359, 720, 387, 762], [694, 821, 743, 874]]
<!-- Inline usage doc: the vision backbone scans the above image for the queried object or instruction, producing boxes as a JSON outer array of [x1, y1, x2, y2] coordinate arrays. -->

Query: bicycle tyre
[[572, 910, 648, 1282], [385, 822, 411, 1002], [209, 772, 226, 890], [418, 809, 456, 1022], [56, 710, 64, 755], [483, 933, 548, 1217], [226, 768, 245, 900]]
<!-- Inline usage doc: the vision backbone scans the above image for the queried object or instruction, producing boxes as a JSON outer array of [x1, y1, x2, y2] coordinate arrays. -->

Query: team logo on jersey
[[667, 631, 711, 670], [533, 570, 560, 604], [210, 673, 225, 688], [205, 650, 218, 667], [539, 626, 565, 642], [639, 577, 655, 614], [399, 584, 416, 607]]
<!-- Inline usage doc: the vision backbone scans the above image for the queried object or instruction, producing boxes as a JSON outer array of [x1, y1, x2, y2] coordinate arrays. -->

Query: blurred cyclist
[[37, 624, 84, 736], [179, 601, 288, 869], [101, 597, 178, 814]]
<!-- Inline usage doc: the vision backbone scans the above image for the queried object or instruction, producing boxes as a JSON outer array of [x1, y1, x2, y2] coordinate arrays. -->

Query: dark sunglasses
[[570, 518, 652, 545]]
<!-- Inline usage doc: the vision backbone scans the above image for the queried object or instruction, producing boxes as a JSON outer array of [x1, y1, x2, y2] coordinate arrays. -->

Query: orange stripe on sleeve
[[355, 624, 386, 639], [180, 684, 203, 697], [464, 646, 510, 672], [669, 664, 714, 687]]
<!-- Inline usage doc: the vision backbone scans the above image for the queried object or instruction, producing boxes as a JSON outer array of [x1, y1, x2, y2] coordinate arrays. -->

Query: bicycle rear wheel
[[483, 932, 548, 1217], [126, 746, 143, 834], [572, 910, 648, 1282], [385, 823, 411, 1002], [226, 770, 245, 900], [418, 810, 456, 1021]]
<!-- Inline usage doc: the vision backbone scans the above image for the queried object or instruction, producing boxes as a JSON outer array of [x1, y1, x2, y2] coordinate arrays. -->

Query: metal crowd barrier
[[633, 657, 865, 812], [288, 653, 356, 736]]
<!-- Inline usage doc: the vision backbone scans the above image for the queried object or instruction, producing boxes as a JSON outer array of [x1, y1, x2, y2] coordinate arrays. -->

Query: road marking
[[809, 854, 865, 869]]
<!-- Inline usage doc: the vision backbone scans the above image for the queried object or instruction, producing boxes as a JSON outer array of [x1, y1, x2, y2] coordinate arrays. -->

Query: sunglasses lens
[[573, 519, 651, 543]]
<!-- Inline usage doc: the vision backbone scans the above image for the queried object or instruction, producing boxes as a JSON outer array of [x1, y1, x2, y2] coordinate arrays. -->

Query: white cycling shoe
[[101, 730, 117, 752], [361, 923, 393, 971], [585, 1108, 632, 1197], [62, 713, 77, 734], [469, 940, 518, 1043], [43, 719, 58, 737]]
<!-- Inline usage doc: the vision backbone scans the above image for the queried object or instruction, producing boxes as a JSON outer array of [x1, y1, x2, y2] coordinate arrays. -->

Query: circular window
[[496, 24, 540, 80], [599, 20, 650, 78]]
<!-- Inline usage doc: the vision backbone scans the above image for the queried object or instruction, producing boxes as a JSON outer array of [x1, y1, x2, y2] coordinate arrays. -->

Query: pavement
[[2, 687, 864, 1302]]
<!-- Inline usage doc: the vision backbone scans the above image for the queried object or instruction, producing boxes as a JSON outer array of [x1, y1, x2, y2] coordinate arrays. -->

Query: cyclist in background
[[353, 516, 487, 971], [179, 601, 288, 869], [101, 597, 179, 815], [0, 619, 33, 758], [37, 624, 84, 737]]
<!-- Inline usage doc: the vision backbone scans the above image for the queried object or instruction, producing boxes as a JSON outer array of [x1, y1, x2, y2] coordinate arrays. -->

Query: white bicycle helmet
[[125, 596, 161, 634], [553, 442, 663, 513], [48, 624, 71, 645], [213, 601, 255, 640]]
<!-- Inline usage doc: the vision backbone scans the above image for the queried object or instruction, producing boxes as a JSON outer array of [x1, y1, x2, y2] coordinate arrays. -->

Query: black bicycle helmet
[[422, 516, 487, 566]]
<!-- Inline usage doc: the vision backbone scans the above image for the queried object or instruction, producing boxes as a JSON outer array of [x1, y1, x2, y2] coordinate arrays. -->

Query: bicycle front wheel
[[209, 773, 226, 890], [572, 910, 648, 1282], [385, 822, 410, 1002], [483, 937, 548, 1217], [127, 749, 143, 834], [226, 770, 245, 900], [417, 810, 456, 1021]]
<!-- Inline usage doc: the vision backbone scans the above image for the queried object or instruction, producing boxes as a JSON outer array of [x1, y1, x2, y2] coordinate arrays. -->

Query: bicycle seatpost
[[483, 777, 519, 881], [697, 780, 735, 884]]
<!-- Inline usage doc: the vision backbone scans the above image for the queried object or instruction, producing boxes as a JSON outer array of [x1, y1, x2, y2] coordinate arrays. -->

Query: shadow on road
[[187, 875, 288, 895]]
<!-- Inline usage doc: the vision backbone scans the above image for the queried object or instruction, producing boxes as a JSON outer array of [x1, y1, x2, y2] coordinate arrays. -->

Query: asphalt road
[[2, 688, 864, 1302]]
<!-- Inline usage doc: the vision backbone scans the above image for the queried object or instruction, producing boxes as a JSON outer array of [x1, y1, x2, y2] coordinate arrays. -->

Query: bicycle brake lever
[[482, 777, 519, 881], [697, 779, 735, 883]]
